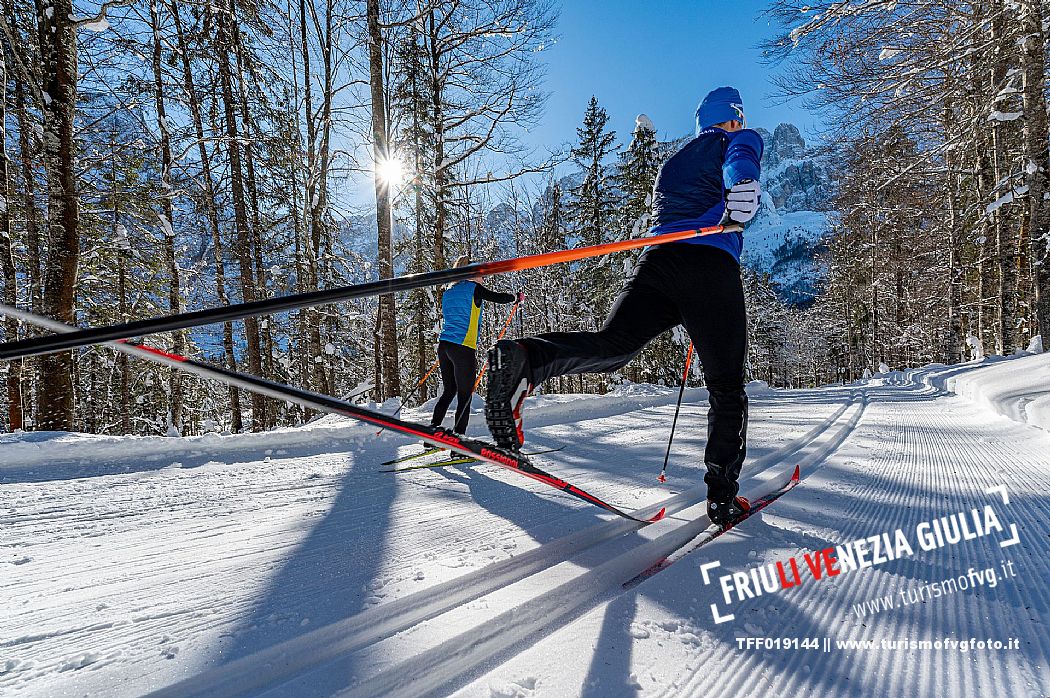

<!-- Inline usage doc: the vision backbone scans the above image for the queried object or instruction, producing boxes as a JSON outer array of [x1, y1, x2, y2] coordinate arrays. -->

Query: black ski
[[381, 444, 563, 469]]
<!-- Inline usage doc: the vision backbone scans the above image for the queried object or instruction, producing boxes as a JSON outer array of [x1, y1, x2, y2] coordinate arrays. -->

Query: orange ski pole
[[1, 224, 741, 359]]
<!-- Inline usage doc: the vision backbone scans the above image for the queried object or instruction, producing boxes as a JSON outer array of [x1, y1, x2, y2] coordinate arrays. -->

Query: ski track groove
[[654, 396, 872, 698], [8, 369, 1048, 697], [675, 382, 1050, 698], [1, 392, 849, 696]]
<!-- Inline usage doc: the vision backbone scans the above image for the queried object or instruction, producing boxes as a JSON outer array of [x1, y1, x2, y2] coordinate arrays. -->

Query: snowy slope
[[916, 351, 1050, 433], [1, 358, 1049, 697]]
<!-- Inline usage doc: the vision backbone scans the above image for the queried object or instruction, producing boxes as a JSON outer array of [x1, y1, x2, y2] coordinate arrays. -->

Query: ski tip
[[647, 507, 667, 523], [790, 464, 801, 482]]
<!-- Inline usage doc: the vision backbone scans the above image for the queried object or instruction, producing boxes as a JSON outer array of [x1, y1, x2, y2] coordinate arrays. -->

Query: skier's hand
[[516, 290, 526, 303], [724, 179, 761, 225]]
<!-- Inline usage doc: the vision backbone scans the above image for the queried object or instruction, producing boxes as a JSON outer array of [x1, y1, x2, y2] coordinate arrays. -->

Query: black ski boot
[[707, 496, 751, 529], [485, 339, 533, 451]]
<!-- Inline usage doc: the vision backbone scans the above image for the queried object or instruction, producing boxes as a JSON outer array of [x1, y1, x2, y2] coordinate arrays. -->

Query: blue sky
[[524, 0, 815, 153], [346, 1, 816, 208]]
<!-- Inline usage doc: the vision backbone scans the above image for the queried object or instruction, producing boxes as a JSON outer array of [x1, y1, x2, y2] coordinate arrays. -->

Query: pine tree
[[567, 97, 620, 377], [617, 114, 660, 239], [570, 97, 619, 249]]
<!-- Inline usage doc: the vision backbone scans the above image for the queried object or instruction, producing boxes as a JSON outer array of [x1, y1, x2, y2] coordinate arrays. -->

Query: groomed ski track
[[2, 358, 1048, 697]]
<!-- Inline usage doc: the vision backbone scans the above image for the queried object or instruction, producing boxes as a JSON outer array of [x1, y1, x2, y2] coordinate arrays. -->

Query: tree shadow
[[202, 436, 399, 685], [0, 424, 395, 484], [580, 594, 639, 698]]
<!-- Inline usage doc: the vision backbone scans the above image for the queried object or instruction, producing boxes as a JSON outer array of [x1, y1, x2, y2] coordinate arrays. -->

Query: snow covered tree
[[567, 97, 620, 366], [617, 114, 660, 239], [765, 0, 1050, 371]]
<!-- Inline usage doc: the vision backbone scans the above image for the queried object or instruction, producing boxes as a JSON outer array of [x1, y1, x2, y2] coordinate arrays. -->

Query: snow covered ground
[[1, 357, 1049, 697]]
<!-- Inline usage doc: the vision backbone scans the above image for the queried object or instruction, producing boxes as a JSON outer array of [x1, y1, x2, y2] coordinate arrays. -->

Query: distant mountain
[[742, 123, 834, 305]]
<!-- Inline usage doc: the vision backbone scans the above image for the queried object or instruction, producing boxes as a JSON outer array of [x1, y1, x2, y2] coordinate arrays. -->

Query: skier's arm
[[722, 130, 764, 225], [723, 130, 763, 187], [473, 284, 516, 304]]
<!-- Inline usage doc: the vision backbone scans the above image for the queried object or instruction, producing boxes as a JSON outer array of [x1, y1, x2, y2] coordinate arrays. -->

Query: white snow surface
[[919, 350, 1050, 433], [1, 360, 1049, 697]]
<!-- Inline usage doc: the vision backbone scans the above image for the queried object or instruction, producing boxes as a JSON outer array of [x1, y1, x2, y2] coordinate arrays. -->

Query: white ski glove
[[724, 179, 761, 225]]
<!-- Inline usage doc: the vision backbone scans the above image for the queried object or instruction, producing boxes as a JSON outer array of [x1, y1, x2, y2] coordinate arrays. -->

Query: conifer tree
[[568, 97, 620, 365]]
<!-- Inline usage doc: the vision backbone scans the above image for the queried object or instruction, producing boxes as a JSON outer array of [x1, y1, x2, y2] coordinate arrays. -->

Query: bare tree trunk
[[232, 20, 275, 397], [6, 3, 40, 320], [991, 129, 1012, 355], [298, 0, 327, 396], [1023, 0, 1050, 349], [942, 95, 966, 364], [117, 251, 130, 433], [36, 0, 80, 431], [367, 0, 401, 400], [217, 0, 265, 429], [975, 116, 998, 354], [150, 0, 185, 433], [426, 8, 447, 271], [13, 78, 40, 317], [7, 4, 39, 428], [0, 40, 23, 429], [171, 0, 243, 431], [107, 143, 131, 435], [285, 0, 308, 406]]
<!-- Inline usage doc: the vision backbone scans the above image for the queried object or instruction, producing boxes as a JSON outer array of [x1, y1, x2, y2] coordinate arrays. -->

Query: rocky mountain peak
[[753, 123, 831, 213], [754, 123, 808, 170]]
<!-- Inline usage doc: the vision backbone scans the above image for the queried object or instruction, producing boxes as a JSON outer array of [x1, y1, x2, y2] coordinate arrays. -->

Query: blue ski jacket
[[650, 126, 764, 263], [439, 281, 515, 349]]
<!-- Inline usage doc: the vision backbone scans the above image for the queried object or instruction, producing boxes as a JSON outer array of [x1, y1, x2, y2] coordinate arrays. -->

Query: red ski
[[625, 465, 801, 586], [0, 304, 665, 525]]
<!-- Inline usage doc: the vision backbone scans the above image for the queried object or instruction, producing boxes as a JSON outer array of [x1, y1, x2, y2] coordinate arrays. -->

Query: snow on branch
[[986, 185, 1030, 216], [74, 0, 134, 29]]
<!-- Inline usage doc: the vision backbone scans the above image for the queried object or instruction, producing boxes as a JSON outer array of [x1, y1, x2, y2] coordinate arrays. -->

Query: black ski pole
[[658, 343, 694, 483]]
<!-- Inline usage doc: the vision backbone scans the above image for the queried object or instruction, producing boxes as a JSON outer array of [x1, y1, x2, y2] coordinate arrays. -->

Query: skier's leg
[[676, 245, 748, 503], [450, 343, 477, 434], [430, 342, 457, 428], [520, 248, 681, 384], [485, 247, 681, 449]]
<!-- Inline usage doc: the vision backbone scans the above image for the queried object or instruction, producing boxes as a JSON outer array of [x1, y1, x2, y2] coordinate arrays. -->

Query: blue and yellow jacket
[[650, 126, 764, 262], [439, 281, 516, 349]]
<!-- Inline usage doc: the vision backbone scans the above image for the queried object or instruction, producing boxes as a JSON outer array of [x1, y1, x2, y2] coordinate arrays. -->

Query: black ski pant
[[431, 340, 477, 434], [520, 243, 748, 501]]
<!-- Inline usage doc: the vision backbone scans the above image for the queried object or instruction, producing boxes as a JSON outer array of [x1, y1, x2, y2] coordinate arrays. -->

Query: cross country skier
[[484, 86, 763, 527], [431, 255, 522, 434]]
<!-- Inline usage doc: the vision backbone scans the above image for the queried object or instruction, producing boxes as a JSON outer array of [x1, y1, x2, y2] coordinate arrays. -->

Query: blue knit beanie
[[696, 86, 745, 132]]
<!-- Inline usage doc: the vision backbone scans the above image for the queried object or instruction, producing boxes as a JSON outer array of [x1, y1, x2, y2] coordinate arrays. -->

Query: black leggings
[[431, 340, 477, 434], [520, 243, 748, 500]]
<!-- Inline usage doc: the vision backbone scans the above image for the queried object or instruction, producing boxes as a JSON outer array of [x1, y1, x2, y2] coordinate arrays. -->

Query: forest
[[1, 0, 1047, 436]]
